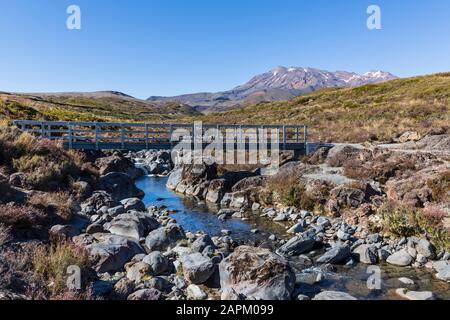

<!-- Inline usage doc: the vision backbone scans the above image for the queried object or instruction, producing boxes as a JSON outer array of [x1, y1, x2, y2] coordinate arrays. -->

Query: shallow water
[[135, 176, 286, 244], [136, 175, 450, 300]]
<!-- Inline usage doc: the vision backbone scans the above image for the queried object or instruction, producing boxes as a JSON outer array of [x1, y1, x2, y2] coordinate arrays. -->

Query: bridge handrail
[[12, 120, 308, 151]]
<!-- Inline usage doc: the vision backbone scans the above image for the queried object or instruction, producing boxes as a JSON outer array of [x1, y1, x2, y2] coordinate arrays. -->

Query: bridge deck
[[13, 120, 307, 154]]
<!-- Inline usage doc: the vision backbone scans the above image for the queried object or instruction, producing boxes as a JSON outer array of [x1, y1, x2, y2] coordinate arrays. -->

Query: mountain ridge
[[147, 66, 397, 113]]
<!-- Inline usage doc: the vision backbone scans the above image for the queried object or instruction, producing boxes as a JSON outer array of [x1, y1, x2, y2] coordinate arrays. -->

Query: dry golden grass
[[192, 73, 450, 143]]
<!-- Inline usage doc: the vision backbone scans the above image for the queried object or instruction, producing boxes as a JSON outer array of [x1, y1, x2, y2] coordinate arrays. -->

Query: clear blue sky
[[1, 0, 449, 99]]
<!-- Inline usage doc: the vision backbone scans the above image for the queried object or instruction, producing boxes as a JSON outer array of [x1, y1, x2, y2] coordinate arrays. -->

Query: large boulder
[[120, 198, 146, 212], [81, 191, 118, 215], [277, 233, 316, 256], [105, 212, 160, 240], [181, 163, 217, 186], [166, 167, 183, 190], [142, 251, 169, 276], [386, 250, 413, 267], [353, 244, 378, 264], [95, 153, 142, 179], [145, 224, 185, 251], [326, 145, 361, 167], [74, 233, 144, 273], [181, 253, 215, 284], [205, 179, 228, 203], [231, 176, 267, 192], [98, 172, 144, 201], [317, 245, 351, 264], [219, 246, 295, 300], [191, 234, 216, 253]]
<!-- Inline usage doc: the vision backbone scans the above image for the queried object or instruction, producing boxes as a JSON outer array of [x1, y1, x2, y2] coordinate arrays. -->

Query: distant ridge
[[147, 66, 397, 113]]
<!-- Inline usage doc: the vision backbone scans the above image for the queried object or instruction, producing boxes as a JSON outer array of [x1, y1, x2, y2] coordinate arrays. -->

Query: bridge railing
[[12, 120, 307, 151]]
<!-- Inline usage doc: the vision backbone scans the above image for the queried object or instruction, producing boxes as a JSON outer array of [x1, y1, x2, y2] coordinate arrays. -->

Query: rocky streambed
[[44, 142, 450, 301]]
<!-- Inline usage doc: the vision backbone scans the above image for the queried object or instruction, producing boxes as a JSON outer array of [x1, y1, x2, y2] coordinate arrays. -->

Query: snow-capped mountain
[[147, 66, 397, 113]]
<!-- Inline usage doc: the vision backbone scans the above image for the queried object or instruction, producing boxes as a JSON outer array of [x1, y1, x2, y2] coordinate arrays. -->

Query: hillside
[[0, 91, 200, 122], [194, 73, 450, 143]]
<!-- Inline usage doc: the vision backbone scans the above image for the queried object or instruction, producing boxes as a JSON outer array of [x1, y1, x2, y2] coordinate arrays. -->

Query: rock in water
[[353, 244, 378, 264], [386, 250, 413, 267], [313, 291, 357, 300], [395, 288, 435, 300], [317, 245, 351, 264], [219, 246, 295, 300], [166, 167, 183, 190], [277, 234, 315, 256]]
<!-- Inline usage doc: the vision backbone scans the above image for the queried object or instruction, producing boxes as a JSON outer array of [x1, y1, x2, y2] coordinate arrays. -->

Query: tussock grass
[[195, 73, 450, 143]]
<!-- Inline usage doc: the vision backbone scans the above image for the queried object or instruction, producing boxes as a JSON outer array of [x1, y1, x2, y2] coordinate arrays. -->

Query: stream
[[135, 175, 450, 300]]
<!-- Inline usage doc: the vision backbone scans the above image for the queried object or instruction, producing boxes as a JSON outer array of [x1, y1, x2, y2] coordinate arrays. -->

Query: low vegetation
[[33, 241, 91, 297], [375, 200, 450, 252], [0, 125, 93, 191], [263, 167, 317, 210], [0, 92, 200, 123]]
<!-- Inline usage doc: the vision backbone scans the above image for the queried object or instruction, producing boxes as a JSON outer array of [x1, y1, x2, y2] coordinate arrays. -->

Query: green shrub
[[377, 201, 420, 237], [376, 201, 449, 252]]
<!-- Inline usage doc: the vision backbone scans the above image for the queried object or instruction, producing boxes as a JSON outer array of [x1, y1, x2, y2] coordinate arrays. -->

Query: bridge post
[[282, 125, 286, 150], [304, 125, 308, 154], [145, 124, 149, 149], [40, 121, 44, 137], [95, 124, 100, 150], [120, 124, 125, 149], [68, 123, 73, 149]]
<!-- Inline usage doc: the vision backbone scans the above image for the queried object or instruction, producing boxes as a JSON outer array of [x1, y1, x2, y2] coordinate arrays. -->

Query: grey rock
[[277, 234, 315, 256], [49, 224, 80, 239], [287, 223, 304, 234], [145, 224, 185, 251], [181, 253, 215, 284], [416, 239, 435, 259], [127, 288, 162, 300], [108, 205, 125, 216], [142, 251, 169, 276], [81, 233, 144, 273], [317, 245, 351, 264], [166, 167, 183, 190], [313, 291, 357, 300], [86, 224, 105, 234], [186, 284, 207, 300], [386, 250, 413, 267], [219, 246, 294, 300], [191, 235, 216, 253], [107, 212, 159, 240], [120, 198, 146, 212], [353, 244, 378, 264], [98, 172, 144, 201]]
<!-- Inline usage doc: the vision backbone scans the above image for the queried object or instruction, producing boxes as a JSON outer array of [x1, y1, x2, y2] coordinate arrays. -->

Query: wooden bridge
[[13, 120, 307, 155]]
